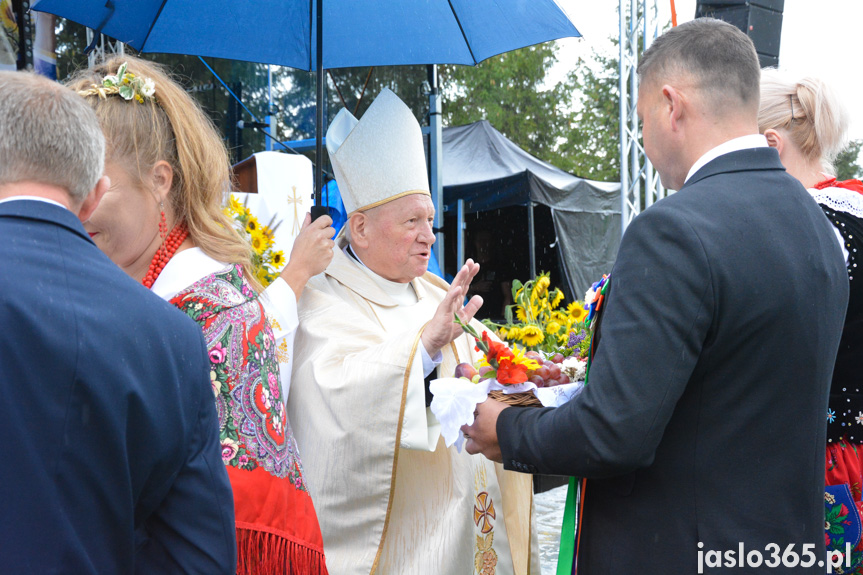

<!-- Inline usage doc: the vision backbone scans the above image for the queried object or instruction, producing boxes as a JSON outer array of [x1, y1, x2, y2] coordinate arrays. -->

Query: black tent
[[438, 120, 620, 318]]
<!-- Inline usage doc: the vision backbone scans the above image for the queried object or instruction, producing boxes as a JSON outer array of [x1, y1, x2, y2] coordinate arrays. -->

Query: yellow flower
[[228, 194, 244, 214], [507, 326, 523, 340], [515, 305, 528, 323], [546, 321, 561, 335], [557, 333, 569, 346], [520, 325, 544, 347], [552, 310, 568, 324], [245, 216, 260, 234], [510, 345, 540, 371], [567, 301, 588, 323], [550, 289, 564, 310], [269, 250, 285, 267], [532, 275, 551, 299], [250, 229, 267, 254]]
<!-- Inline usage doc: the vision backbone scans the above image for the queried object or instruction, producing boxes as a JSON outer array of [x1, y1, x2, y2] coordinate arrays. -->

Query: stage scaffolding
[[619, 0, 666, 234]]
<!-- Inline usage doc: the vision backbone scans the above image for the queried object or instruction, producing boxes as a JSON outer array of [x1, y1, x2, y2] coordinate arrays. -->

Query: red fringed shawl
[[171, 265, 327, 574]]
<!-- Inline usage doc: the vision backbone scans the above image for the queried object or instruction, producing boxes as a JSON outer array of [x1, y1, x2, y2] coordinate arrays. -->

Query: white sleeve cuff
[[420, 344, 443, 378], [260, 277, 299, 339]]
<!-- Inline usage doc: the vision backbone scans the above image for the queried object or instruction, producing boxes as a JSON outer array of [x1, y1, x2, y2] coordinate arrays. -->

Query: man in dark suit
[[463, 19, 849, 573], [0, 71, 236, 573]]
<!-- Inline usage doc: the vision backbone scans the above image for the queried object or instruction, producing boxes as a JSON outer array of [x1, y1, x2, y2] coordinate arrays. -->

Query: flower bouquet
[[482, 272, 588, 353], [224, 193, 285, 287], [429, 315, 586, 451]]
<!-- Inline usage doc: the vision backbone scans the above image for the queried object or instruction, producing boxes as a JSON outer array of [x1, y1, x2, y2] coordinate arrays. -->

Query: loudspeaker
[[695, 0, 784, 68]]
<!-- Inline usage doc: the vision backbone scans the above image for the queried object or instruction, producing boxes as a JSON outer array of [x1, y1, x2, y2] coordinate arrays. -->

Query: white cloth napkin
[[429, 378, 584, 452]]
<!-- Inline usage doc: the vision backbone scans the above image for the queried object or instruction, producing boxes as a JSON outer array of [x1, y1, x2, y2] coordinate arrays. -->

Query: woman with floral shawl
[[67, 56, 335, 574]]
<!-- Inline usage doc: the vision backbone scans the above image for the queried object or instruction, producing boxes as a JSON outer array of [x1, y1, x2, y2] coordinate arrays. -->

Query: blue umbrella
[[32, 0, 580, 211]]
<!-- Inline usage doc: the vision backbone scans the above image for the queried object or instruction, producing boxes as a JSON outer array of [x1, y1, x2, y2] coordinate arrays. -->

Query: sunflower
[[507, 326, 523, 341], [269, 250, 285, 267], [520, 325, 544, 347], [228, 194, 244, 213], [531, 275, 551, 299], [546, 321, 561, 335], [250, 229, 267, 254], [567, 301, 588, 323], [515, 305, 528, 323], [245, 216, 260, 234], [550, 288, 564, 310]]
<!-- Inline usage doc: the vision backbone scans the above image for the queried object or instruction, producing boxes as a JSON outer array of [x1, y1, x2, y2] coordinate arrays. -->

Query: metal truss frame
[[619, 0, 666, 233]]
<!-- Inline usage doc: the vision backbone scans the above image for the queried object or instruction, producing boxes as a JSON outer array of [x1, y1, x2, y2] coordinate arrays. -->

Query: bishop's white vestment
[[289, 238, 539, 575]]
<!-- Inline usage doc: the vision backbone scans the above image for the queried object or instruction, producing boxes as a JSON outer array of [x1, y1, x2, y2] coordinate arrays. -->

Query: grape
[[535, 366, 550, 380], [478, 365, 494, 378], [529, 375, 545, 387], [526, 351, 543, 361], [558, 373, 571, 385], [551, 353, 565, 364], [548, 365, 561, 380]]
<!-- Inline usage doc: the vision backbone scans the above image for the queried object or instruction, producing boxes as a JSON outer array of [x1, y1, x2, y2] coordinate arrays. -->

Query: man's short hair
[[637, 18, 760, 112], [0, 71, 105, 203]]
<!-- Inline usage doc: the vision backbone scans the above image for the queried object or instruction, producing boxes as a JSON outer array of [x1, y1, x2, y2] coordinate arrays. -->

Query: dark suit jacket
[[0, 200, 236, 574], [498, 148, 849, 573]]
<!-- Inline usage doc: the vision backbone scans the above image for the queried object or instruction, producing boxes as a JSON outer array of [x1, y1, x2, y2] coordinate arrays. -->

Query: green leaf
[[511, 280, 523, 300], [118, 85, 134, 100], [116, 62, 127, 81]]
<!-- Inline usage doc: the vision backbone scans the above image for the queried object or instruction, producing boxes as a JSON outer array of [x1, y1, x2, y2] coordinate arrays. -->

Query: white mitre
[[326, 88, 430, 215]]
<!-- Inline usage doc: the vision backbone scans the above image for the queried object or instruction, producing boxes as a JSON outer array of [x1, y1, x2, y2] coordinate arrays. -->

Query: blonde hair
[[65, 55, 261, 291], [758, 69, 849, 177]]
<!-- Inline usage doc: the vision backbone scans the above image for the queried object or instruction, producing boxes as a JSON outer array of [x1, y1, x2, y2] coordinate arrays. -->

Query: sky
[[551, 0, 863, 140]]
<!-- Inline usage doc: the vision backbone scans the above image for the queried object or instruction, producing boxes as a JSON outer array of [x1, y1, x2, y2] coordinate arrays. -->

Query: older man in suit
[[463, 19, 849, 573], [0, 71, 236, 573]]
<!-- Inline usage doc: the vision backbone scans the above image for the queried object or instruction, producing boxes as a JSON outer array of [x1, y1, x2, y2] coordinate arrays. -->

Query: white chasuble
[[289, 242, 539, 575]]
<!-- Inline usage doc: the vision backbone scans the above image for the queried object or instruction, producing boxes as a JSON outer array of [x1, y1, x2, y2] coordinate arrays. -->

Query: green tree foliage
[[275, 65, 429, 141], [556, 50, 620, 182], [835, 139, 863, 181], [439, 42, 622, 183], [440, 44, 574, 172], [54, 19, 429, 166]]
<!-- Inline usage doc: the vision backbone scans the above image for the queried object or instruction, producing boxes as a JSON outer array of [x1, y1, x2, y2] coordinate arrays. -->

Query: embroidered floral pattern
[[474, 532, 498, 575], [172, 265, 307, 491], [473, 492, 497, 574]]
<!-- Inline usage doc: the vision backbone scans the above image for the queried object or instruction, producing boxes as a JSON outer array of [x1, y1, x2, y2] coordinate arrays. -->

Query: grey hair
[[0, 71, 105, 203], [637, 18, 761, 113]]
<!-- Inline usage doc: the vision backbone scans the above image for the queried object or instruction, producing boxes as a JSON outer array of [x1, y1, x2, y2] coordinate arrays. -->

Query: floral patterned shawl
[[170, 264, 327, 574]]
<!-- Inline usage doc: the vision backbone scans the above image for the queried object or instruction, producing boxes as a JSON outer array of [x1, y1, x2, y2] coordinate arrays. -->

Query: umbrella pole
[[311, 0, 328, 221]]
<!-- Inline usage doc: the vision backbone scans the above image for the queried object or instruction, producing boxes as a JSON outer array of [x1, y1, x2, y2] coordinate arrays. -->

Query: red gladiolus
[[481, 331, 512, 366], [496, 357, 528, 384]]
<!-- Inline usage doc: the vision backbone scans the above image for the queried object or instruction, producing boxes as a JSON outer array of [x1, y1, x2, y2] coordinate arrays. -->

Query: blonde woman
[[759, 70, 863, 571], [67, 56, 333, 574]]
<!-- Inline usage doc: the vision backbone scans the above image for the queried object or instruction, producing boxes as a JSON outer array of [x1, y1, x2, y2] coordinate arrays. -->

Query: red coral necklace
[[142, 223, 190, 289]]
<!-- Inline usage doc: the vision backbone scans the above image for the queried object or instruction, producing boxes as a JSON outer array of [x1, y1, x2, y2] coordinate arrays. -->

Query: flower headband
[[77, 62, 156, 104]]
